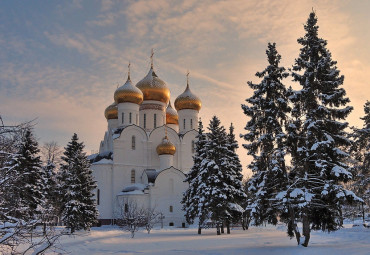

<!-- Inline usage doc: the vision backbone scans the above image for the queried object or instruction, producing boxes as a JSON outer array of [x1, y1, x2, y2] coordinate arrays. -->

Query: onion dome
[[136, 65, 170, 104], [114, 72, 143, 105], [104, 102, 118, 120], [156, 136, 176, 155], [166, 101, 178, 125], [174, 75, 201, 112]]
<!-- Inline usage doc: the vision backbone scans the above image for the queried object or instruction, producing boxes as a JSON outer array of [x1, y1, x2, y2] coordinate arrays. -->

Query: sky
[[1, 0, 369, 177]]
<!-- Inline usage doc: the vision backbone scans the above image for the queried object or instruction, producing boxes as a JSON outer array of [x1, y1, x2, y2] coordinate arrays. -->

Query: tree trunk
[[221, 222, 224, 234], [289, 207, 300, 245], [362, 202, 365, 224], [226, 220, 230, 234], [216, 224, 221, 235], [198, 226, 202, 235], [302, 213, 310, 247]]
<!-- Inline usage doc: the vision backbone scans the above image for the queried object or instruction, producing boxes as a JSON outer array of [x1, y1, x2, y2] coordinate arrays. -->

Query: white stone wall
[[117, 102, 140, 127], [91, 163, 113, 220], [150, 167, 188, 227], [178, 109, 198, 134]]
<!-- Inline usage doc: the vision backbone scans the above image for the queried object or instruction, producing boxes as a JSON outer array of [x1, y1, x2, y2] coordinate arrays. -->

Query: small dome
[[174, 80, 201, 112], [166, 101, 178, 125], [156, 136, 176, 155], [114, 75, 143, 105], [136, 67, 170, 104], [105, 102, 118, 120]]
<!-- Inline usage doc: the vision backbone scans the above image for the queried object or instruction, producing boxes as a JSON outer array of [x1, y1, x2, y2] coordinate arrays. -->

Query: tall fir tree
[[351, 101, 370, 209], [59, 133, 98, 233], [182, 119, 207, 234], [241, 42, 290, 226], [198, 116, 229, 235], [285, 11, 355, 247], [2, 129, 44, 220], [224, 123, 247, 233]]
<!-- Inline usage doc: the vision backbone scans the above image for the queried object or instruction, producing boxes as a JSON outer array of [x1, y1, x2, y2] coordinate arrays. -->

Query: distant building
[[91, 53, 201, 227]]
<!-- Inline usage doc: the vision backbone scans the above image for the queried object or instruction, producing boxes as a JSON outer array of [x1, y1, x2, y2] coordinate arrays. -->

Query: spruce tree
[[351, 101, 370, 211], [241, 42, 290, 226], [224, 123, 247, 233], [197, 116, 241, 235], [59, 133, 98, 233], [182, 119, 207, 234], [286, 11, 354, 247], [3, 129, 44, 220]]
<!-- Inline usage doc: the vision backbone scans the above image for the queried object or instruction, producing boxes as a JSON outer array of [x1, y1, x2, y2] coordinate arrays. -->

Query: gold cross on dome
[[128, 61, 131, 80], [150, 48, 154, 68]]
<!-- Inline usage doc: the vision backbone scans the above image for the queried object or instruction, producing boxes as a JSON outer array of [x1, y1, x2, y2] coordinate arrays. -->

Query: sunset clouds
[[1, 0, 369, 175]]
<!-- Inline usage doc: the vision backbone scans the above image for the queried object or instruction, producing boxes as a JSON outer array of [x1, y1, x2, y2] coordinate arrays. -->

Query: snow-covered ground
[[56, 223, 370, 255]]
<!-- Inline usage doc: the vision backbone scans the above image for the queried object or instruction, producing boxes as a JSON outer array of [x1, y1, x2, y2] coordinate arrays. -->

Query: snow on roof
[[121, 183, 148, 193], [92, 158, 113, 165]]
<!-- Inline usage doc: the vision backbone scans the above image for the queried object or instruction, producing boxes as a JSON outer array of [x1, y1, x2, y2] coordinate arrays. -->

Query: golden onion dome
[[114, 74, 143, 105], [136, 66, 170, 104], [166, 101, 178, 125], [104, 102, 118, 120], [174, 77, 201, 112], [156, 136, 176, 155]]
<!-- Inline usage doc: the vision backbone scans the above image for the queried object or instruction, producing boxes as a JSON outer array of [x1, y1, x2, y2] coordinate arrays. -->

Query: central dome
[[136, 67, 170, 104]]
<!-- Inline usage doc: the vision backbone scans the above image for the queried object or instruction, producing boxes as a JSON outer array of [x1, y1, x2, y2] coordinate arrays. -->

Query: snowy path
[[58, 225, 370, 255]]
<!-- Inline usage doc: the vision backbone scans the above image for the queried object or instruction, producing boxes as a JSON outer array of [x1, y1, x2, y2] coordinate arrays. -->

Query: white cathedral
[[91, 54, 201, 227]]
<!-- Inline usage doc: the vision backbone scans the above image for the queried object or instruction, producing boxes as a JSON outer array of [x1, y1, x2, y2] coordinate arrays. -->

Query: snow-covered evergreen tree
[[59, 133, 98, 233], [2, 129, 44, 221], [351, 101, 370, 209], [198, 116, 229, 235], [181, 119, 207, 234], [241, 42, 290, 226], [224, 123, 247, 233], [196, 116, 245, 235], [285, 11, 355, 247]]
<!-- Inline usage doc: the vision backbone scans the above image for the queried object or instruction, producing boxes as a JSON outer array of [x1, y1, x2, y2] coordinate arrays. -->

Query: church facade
[[91, 55, 201, 227]]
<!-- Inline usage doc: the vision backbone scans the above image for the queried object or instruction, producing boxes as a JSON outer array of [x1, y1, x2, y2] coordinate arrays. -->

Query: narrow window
[[154, 114, 157, 128], [136, 114, 138, 125], [190, 119, 193, 129], [183, 119, 186, 130], [122, 113, 124, 124], [124, 203, 128, 213], [131, 169, 135, 183], [97, 189, 100, 205], [144, 114, 146, 129], [132, 136, 136, 150], [169, 205, 173, 212], [129, 112, 132, 124], [191, 140, 195, 153]]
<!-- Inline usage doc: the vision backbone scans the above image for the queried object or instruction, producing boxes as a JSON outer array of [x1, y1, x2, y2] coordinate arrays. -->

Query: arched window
[[97, 189, 100, 205], [122, 113, 124, 124], [169, 205, 173, 212], [154, 114, 157, 128], [144, 114, 147, 129], [131, 136, 136, 150], [131, 169, 135, 183], [190, 119, 193, 129], [183, 119, 186, 130], [129, 112, 132, 124]]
